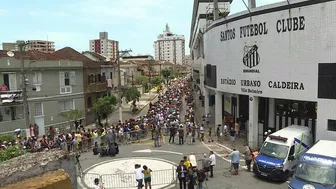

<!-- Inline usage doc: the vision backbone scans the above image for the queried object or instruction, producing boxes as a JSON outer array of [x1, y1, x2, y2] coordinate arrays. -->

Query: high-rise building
[[154, 24, 185, 65], [2, 40, 55, 53], [89, 32, 119, 61]]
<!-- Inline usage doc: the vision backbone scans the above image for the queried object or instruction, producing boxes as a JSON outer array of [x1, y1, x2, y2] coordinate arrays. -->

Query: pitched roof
[[0, 50, 60, 60], [53, 47, 91, 61], [82, 51, 107, 61]]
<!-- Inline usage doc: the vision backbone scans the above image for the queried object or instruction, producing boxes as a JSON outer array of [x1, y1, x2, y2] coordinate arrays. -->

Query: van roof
[[306, 140, 336, 158], [269, 125, 310, 141]]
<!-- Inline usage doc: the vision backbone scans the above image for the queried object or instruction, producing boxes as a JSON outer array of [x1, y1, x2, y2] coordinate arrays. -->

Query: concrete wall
[[0, 150, 77, 189], [0, 58, 85, 133], [2, 170, 72, 189]]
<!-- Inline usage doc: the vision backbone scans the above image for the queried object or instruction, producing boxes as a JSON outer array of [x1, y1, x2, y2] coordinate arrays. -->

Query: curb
[[79, 157, 177, 189]]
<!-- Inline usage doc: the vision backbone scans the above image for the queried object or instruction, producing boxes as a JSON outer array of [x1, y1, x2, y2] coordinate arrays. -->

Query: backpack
[[197, 171, 206, 182]]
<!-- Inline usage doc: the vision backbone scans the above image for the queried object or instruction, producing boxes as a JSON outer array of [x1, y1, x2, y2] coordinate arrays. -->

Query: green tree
[[123, 87, 141, 102], [92, 95, 117, 125], [135, 75, 149, 85], [161, 68, 171, 80], [151, 76, 164, 85], [59, 109, 84, 131], [135, 75, 149, 92]]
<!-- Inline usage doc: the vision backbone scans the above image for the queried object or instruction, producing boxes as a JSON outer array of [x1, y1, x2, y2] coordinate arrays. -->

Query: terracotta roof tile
[[0, 50, 60, 60], [53, 47, 91, 61]]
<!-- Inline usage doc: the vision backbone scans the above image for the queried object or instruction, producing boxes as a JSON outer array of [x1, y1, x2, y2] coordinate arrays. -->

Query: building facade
[[89, 32, 119, 61], [190, 0, 336, 148], [2, 40, 55, 53], [154, 24, 185, 65], [0, 51, 84, 135]]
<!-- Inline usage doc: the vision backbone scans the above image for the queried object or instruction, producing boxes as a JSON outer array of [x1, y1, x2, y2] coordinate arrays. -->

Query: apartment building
[[0, 50, 84, 135], [0, 47, 117, 134], [89, 32, 119, 61], [2, 40, 55, 53], [154, 24, 185, 65]]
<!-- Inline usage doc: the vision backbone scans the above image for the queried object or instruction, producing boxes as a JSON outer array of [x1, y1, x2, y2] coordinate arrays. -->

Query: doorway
[[2, 73, 17, 91]]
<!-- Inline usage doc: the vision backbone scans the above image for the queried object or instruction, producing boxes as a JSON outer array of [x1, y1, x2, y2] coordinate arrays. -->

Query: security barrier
[[197, 157, 232, 171], [59, 130, 150, 152], [81, 168, 177, 189]]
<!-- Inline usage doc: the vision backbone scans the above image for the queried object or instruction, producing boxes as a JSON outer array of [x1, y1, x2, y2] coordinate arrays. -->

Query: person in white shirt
[[93, 178, 103, 189], [189, 152, 197, 169], [135, 164, 144, 189], [199, 125, 205, 141], [209, 151, 216, 177]]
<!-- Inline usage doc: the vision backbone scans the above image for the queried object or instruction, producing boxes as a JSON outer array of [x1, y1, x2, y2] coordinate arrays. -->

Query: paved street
[[78, 92, 289, 189]]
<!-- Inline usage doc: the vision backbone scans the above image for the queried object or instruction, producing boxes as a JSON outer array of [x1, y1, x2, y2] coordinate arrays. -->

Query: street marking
[[216, 142, 246, 157], [202, 142, 247, 169], [133, 149, 183, 155]]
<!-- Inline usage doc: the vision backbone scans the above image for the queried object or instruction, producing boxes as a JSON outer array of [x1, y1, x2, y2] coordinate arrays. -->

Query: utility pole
[[131, 72, 134, 87], [117, 49, 132, 122], [18, 42, 30, 130], [148, 60, 152, 93]]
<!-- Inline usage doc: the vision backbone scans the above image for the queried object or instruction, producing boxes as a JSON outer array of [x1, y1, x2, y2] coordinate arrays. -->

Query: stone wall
[[0, 149, 77, 188], [2, 169, 72, 189]]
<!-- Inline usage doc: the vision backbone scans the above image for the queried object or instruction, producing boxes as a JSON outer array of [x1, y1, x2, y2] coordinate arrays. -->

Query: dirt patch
[[1, 169, 72, 189]]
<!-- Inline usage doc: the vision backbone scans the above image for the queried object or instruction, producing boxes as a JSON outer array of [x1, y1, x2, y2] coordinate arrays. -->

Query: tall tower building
[[154, 24, 185, 65], [89, 32, 119, 60], [2, 40, 55, 53]]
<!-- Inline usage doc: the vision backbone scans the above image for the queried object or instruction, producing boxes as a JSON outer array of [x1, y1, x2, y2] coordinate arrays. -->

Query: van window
[[294, 162, 336, 187], [259, 142, 289, 160], [289, 146, 295, 156]]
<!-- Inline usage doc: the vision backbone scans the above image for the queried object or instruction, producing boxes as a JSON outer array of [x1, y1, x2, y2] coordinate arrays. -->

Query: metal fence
[[197, 157, 232, 171], [81, 168, 176, 189], [59, 130, 150, 152]]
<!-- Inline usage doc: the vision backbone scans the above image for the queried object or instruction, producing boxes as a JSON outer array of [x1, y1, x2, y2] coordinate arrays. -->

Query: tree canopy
[[161, 68, 172, 79], [123, 87, 141, 102], [92, 95, 117, 125], [151, 76, 164, 85], [135, 75, 149, 85], [59, 109, 84, 130]]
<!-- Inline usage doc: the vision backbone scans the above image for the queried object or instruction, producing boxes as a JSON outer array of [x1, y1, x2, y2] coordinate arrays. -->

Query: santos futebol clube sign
[[219, 16, 306, 94]]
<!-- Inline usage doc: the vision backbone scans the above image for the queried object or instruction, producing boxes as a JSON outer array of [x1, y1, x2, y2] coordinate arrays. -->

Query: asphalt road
[[78, 96, 289, 189]]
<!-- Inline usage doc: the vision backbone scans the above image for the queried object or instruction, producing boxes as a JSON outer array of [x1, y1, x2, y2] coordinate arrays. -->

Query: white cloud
[[64, 0, 167, 23], [28, 10, 71, 17], [0, 9, 7, 15]]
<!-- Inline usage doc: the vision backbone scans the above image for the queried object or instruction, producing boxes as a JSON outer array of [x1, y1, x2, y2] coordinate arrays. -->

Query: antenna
[[7, 51, 14, 57]]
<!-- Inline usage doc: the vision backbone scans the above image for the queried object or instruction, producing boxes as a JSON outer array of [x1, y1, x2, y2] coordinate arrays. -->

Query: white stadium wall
[[204, 0, 336, 102], [201, 0, 336, 141]]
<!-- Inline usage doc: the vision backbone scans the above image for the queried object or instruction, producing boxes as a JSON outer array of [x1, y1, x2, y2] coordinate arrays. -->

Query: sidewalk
[[192, 90, 247, 153]]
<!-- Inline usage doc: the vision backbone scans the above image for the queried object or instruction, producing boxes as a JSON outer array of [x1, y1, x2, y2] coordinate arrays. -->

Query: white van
[[253, 125, 313, 181], [289, 140, 336, 189]]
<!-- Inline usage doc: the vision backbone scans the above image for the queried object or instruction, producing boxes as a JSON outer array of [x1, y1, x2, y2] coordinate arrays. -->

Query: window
[[327, 119, 336, 131], [64, 72, 70, 85], [88, 74, 95, 84], [2, 73, 17, 91], [59, 71, 75, 94], [59, 71, 75, 86], [97, 74, 102, 82], [58, 100, 74, 112], [35, 102, 43, 116], [0, 105, 24, 122], [33, 72, 42, 84]]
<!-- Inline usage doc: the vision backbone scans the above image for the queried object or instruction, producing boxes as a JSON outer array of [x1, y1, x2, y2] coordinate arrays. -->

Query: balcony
[[0, 91, 23, 104]]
